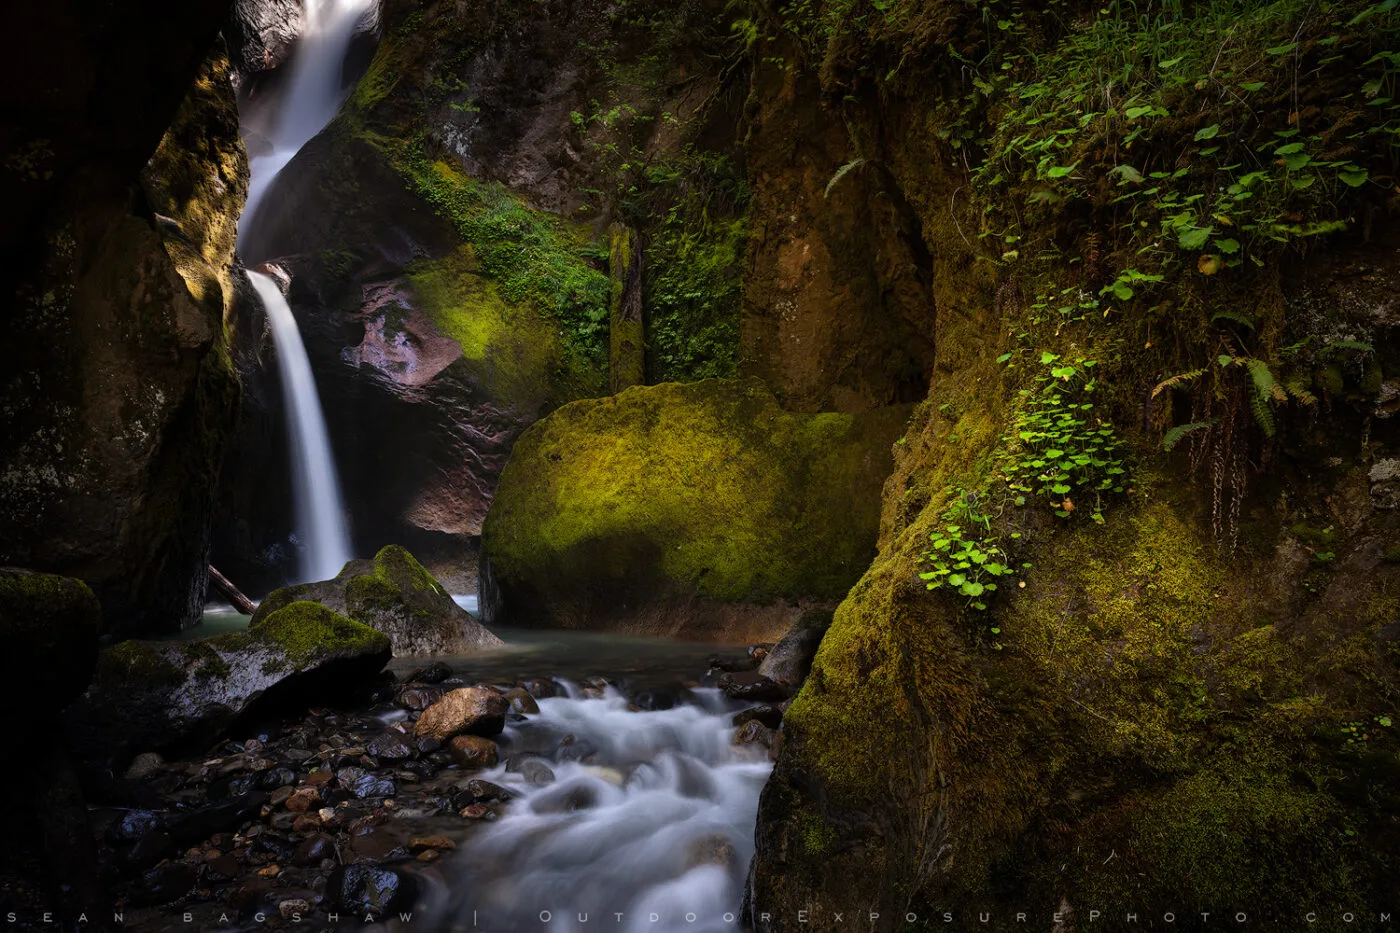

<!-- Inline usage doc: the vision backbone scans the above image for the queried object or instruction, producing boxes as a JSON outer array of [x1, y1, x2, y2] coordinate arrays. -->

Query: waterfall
[[248, 272, 352, 582], [240, 0, 375, 581], [240, 0, 377, 243]]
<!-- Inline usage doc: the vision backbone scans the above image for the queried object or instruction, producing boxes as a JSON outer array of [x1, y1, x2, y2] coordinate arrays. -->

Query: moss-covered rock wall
[[0, 32, 247, 635], [741, 0, 1400, 927]]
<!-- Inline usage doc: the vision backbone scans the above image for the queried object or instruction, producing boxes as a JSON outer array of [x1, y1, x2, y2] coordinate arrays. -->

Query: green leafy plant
[[1002, 354, 1129, 523], [920, 491, 1021, 612]]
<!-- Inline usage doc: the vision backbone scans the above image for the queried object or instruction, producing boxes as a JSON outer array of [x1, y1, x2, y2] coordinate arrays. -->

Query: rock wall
[[740, 2, 1400, 926], [0, 11, 248, 635]]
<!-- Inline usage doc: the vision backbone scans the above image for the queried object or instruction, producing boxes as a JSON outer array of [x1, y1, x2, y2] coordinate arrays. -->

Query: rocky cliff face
[[0, 10, 248, 635], [739, 2, 1400, 926]]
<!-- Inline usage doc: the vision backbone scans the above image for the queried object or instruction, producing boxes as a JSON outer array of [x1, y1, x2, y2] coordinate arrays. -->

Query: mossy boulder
[[0, 569, 102, 711], [65, 602, 390, 768], [480, 379, 910, 640], [252, 545, 503, 656]]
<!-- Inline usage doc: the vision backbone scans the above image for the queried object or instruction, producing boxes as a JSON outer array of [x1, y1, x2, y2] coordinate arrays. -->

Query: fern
[[1162, 421, 1211, 452], [824, 159, 866, 199], [1151, 367, 1205, 398], [1283, 375, 1317, 406], [1323, 339, 1375, 355], [1210, 309, 1257, 330], [1244, 358, 1276, 436]]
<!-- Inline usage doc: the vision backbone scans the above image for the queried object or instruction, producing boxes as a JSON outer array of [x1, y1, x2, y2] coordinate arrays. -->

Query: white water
[[422, 686, 772, 932], [240, 0, 377, 243], [249, 271, 352, 582]]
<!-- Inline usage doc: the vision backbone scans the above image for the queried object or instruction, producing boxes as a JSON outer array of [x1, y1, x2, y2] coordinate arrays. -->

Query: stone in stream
[[451, 778, 514, 809], [291, 833, 336, 866], [523, 678, 559, 699], [65, 602, 390, 767], [129, 861, 198, 907], [732, 705, 784, 730], [251, 545, 503, 656], [718, 670, 787, 702], [446, 735, 499, 769], [757, 607, 834, 690], [414, 686, 508, 740], [328, 864, 414, 913], [366, 730, 415, 760], [503, 686, 540, 714]]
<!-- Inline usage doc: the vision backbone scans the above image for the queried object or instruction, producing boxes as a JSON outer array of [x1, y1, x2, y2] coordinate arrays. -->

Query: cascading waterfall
[[240, 0, 377, 242], [418, 685, 773, 932], [240, 0, 375, 581], [248, 272, 352, 582]]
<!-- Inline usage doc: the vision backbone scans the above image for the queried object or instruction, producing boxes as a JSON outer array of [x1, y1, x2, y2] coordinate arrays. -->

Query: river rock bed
[[96, 646, 788, 933]]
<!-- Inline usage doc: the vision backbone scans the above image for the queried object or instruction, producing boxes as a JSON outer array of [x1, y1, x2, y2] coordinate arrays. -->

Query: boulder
[[481, 380, 909, 640], [414, 687, 508, 740], [757, 608, 833, 691], [0, 569, 102, 711], [252, 545, 503, 656], [66, 602, 390, 767]]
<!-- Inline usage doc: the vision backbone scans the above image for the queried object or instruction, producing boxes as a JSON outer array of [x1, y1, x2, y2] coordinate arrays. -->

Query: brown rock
[[503, 687, 540, 714], [409, 835, 455, 851], [415, 687, 508, 740], [446, 735, 499, 770], [284, 787, 320, 813], [685, 833, 737, 870]]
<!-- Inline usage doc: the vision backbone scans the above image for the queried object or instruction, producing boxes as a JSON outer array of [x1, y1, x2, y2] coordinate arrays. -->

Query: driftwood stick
[[209, 564, 257, 616]]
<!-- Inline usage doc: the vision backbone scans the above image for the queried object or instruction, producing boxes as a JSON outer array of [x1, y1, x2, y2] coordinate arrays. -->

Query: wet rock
[[414, 735, 442, 755], [414, 686, 508, 740], [367, 730, 415, 760], [733, 720, 779, 758], [205, 853, 240, 881], [556, 736, 598, 763], [451, 779, 513, 809], [67, 602, 390, 764], [165, 792, 268, 846], [347, 829, 406, 862], [685, 833, 737, 870], [516, 759, 556, 786], [459, 803, 497, 820], [278, 898, 312, 921], [124, 752, 166, 781], [732, 705, 784, 729], [708, 653, 759, 673], [407, 661, 453, 684], [409, 835, 455, 851], [253, 547, 504, 656], [399, 685, 446, 710], [530, 781, 599, 814], [260, 767, 297, 789], [503, 687, 540, 714], [130, 861, 198, 907], [718, 671, 787, 702], [757, 608, 832, 689], [630, 690, 676, 711], [284, 787, 321, 812], [446, 735, 498, 770], [523, 678, 558, 699], [107, 809, 163, 844], [328, 864, 412, 913]]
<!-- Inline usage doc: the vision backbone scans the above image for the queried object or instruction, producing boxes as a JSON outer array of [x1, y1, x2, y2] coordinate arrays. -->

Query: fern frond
[[1162, 421, 1211, 451], [1323, 339, 1374, 355], [1283, 375, 1317, 406], [824, 159, 866, 199], [1152, 367, 1206, 398], [1210, 309, 1257, 330], [1244, 358, 1277, 436]]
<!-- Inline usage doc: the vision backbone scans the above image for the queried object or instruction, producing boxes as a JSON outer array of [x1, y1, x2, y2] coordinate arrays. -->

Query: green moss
[[404, 247, 591, 407], [395, 147, 610, 378], [250, 600, 389, 667], [483, 380, 909, 608], [344, 544, 444, 620], [96, 640, 185, 690]]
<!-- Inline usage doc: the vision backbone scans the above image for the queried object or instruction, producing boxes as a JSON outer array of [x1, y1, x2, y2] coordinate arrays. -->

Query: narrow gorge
[[1, 0, 1397, 931]]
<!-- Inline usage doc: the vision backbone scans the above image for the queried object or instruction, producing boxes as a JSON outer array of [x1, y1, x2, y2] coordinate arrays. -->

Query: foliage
[[919, 490, 1020, 613], [394, 138, 611, 371], [1002, 353, 1127, 523]]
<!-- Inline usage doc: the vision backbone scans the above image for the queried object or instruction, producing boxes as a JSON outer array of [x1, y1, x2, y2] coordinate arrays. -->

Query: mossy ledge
[[481, 379, 911, 641]]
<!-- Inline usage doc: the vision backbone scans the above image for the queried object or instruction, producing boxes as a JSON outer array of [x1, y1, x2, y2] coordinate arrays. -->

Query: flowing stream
[[420, 685, 772, 933], [248, 271, 352, 582]]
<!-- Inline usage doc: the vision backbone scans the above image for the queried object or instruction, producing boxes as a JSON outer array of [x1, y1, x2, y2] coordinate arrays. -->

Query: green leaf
[[1240, 81, 1266, 92], [1194, 123, 1221, 141], [1265, 43, 1297, 55], [1046, 162, 1079, 179], [960, 581, 985, 597], [1178, 225, 1214, 250], [1339, 167, 1369, 187], [1213, 237, 1241, 254]]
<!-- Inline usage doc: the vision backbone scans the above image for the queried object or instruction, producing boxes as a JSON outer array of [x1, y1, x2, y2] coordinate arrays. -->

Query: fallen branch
[[208, 565, 256, 616]]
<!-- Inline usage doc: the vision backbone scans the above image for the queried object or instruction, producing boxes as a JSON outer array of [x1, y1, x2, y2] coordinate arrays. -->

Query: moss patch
[[250, 600, 390, 668], [482, 379, 910, 616]]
